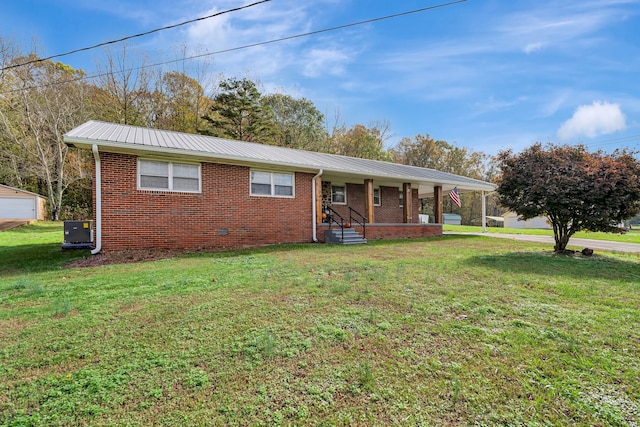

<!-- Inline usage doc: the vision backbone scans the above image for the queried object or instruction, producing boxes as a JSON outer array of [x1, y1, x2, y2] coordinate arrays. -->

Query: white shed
[[443, 213, 462, 225], [503, 211, 551, 229], [0, 184, 47, 220]]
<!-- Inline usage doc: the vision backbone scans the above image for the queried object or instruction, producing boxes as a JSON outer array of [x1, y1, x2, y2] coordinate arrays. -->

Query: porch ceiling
[[321, 172, 494, 195]]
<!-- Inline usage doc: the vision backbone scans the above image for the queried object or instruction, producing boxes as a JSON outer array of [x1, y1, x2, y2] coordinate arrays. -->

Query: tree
[[261, 93, 326, 150], [0, 54, 91, 220], [391, 134, 449, 169], [391, 134, 489, 223], [93, 45, 154, 126], [152, 71, 210, 134], [328, 123, 393, 161], [391, 134, 486, 177], [496, 143, 640, 251], [200, 77, 275, 143]]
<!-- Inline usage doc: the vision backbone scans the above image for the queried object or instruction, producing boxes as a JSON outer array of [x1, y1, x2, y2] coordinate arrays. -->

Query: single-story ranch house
[[64, 121, 496, 254]]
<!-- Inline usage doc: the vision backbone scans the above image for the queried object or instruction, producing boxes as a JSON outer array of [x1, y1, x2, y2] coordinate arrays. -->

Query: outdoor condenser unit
[[62, 220, 93, 249]]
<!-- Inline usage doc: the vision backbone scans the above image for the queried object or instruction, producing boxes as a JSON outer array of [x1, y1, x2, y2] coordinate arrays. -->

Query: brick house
[[64, 121, 496, 254]]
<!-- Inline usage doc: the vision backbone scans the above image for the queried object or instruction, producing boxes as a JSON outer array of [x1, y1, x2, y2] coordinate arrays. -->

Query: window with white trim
[[331, 185, 346, 204], [138, 159, 200, 192], [373, 188, 381, 206], [250, 171, 294, 197]]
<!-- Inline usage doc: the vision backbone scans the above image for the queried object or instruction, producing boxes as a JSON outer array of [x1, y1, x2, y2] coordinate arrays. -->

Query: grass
[[0, 222, 91, 275], [444, 224, 640, 244], [1, 223, 639, 425]]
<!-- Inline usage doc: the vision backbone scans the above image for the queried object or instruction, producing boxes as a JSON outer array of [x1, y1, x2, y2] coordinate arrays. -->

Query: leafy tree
[[201, 77, 275, 143], [261, 93, 326, 150], [496, 143, 640, 251], [328, 123, 393, 161], [391, 134, 490, 223], [93, 45, 154, 126], [0, 54, 91, 219], [391, 134, 486, 177], [391, 134, 449, 169], [152, 71, 211, 134]]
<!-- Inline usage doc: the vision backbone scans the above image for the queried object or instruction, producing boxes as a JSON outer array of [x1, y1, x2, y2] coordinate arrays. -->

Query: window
[[373, 188, 381, 206], [399, 190, 404, 207], [138, 159, 200, 192], [251, 171, 294, 197], [331, 185, 346, 204]]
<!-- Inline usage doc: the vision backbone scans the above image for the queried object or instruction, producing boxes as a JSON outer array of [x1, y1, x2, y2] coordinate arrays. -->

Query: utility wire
[[184, 0, 468, 57], [582, 134, 640, 150], [1, 0, 271, 72], [0, 0, 467, 95]]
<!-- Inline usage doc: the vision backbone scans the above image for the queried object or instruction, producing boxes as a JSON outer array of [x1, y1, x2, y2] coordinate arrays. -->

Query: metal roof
[[0, 183, 45, 198], [64, 120, 496, 192]]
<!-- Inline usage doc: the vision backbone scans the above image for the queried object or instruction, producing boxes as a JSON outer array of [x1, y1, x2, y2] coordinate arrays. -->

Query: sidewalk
[[444, 232, 640, 253]]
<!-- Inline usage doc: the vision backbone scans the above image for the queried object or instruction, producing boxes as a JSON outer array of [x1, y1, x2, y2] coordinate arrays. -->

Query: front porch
[[313, 176, 446, 244]]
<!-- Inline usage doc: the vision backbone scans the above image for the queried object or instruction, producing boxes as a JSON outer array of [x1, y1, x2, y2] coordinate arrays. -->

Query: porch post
[[364, 178, 374, 223], [403, 182, 412, 223], [434, 186, 443, 224], [481, 190, 487, 233], [315, 176, 323, 224]]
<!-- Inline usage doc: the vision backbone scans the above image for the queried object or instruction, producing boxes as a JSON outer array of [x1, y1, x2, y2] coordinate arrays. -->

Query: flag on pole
[[449, 187, 461, 208]]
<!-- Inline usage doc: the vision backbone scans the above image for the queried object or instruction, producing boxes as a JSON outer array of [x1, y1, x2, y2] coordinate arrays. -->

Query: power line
[[180, 1, 469, 59], [581, 134, 640, 150], [0, 0, 271, 72], [0, 0, 467, 95]]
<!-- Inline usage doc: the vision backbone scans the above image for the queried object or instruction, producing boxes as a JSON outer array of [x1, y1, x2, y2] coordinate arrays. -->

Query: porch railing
[[349, 207, 367, 239], [323, 206, 367, 241], [324, 206, 346, 241]]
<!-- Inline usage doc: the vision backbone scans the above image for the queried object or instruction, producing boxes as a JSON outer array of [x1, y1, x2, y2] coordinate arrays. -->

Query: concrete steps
[[325, 227, 367, 245]]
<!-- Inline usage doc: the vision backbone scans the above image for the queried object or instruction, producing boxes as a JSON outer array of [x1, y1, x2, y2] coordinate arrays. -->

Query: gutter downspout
[[91, 144, 102, 255], [312, 169, 323, 242]]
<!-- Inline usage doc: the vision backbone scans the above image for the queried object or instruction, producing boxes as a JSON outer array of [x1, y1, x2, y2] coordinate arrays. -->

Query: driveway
[[0, 220, 30, 232], [444, 232, 640, 253]]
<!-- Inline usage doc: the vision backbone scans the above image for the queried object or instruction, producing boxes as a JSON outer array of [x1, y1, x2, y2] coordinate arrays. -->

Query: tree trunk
[[552, 220, 572, 251]]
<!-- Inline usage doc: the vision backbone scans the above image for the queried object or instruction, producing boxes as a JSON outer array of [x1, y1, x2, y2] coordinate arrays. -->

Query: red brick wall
[[376, 186, 402, 223], [362, 223, 442, 239], [95, 152, 314, 251], [315, 223, 442, 242]]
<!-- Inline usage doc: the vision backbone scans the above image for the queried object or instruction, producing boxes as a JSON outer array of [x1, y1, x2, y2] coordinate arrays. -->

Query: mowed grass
[[1, 223, 639, 426], [444, 224, 640, 244]]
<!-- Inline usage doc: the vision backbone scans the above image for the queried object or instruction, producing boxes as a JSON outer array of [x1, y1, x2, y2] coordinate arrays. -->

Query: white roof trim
[[0, 183, 45, 198]]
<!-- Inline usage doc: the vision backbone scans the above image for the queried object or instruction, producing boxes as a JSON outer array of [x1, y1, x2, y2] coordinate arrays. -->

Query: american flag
[[449, 187, 461, 208]]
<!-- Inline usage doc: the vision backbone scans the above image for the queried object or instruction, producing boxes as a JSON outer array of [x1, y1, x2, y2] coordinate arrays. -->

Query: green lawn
[[1, 223, 639, 426], [444, 224, 640, 244]]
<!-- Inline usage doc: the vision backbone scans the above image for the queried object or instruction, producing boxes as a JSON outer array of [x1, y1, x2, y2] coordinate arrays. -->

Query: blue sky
[[2, 0, 639, 154]]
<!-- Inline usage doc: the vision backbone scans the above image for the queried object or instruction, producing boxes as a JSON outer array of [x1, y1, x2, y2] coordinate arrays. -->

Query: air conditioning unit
[[62, 220, 93, 249]]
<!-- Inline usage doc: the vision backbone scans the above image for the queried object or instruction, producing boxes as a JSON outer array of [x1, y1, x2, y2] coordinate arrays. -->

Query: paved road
[[444, 232, 640, 253], [0, 220, 30, 232]]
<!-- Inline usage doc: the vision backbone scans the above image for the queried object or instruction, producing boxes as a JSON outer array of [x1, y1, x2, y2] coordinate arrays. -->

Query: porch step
[[325, 228, 367, 245]]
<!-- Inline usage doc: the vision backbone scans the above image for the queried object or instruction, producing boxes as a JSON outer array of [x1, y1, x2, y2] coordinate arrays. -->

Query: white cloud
[[472, 95, 528, 117], [541, 92, 569, 117], [557, 101, 626, 140], [523, 42, 544, 54], [302, 48, 350, 77], [168, 1, 354, 80], [185, 9, 233, 47]]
